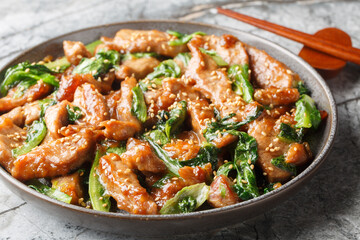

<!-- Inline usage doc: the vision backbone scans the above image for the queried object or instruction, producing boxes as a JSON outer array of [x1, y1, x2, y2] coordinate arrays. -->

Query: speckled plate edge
[[0, 20, 337, 222]]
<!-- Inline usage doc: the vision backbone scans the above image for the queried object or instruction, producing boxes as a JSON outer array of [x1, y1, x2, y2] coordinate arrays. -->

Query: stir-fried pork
[[208, 175, 239, 208], [0, 29, 324, 214], [246, 46, 300, 89], [63, 41, 92, 65], [51, 171, 84, 205], [56, 73, 114, 102], [0, 117, 26, 171], [0, 81, 51, 113], [100, 77, 141, 140], [121, 138, 167, 173], [73, 83, 109, 125], [254, 88, 300, 106], [101, 29, 187, 57], [11, 129, 95, 181], [43, 100, 69, 143], [115, 57, 160, 80], [2, 101, 41, 127], [98, 153, 158, 214]]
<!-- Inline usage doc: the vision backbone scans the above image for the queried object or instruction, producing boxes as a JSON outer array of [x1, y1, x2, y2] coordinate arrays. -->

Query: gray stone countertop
[[0, 0, 359, 239]]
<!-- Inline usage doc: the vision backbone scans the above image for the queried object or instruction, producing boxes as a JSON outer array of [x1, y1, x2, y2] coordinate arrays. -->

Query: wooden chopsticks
[[216, 7, 360, 65]]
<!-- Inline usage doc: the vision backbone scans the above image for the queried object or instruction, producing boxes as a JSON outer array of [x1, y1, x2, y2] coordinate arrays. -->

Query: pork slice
[[51, 171, 84, 205], [102, 29, 187, 57], [2, 107, 24, 127], [0, 81, 51, 113], [254, 88, 300, 106], [120, 138, 167, 173], [246, 45, 300, 89], [204, 34, 249, 66], [185, 36, 248, 122], [162, 139, 200, 161], [3, 100, 47, 127], [105, 90, 121, 119], [151, 177, 186, 209], [161, 78, 209, 137], [208, 175, 239, 208], [0, 117, 27, 171], [248, 115, 292, 182], [115, 57, 160, 80], [99, 120, 138, 141], [178, 163, 212, 186], [11, 129, 95, 181], [63, 41, 92, 65], [98, 153, 158, 214], [99, 77, 142, 141], [116, 77, 140, 124], [161, 78, 238, 148], [285, 142, 311, 166], [73, 83, 109, 125], [56, 73, 114, 102], [43, 100, 69, 143]]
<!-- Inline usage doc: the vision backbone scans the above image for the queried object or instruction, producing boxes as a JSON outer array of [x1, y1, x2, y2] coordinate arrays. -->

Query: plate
[[0, 20, 337, 237]]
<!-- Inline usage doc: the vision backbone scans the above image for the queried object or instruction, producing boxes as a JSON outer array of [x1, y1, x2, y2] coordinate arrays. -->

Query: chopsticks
[[216, 7, 360, 65]]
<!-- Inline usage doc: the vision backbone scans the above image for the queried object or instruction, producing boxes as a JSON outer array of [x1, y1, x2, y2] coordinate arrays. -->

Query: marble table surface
[[0, 0, 359, 239]]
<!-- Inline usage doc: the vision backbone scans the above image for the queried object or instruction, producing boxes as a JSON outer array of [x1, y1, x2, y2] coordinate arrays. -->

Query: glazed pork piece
[[0, 28, 325, 215], [100, 29, 188, 57], [63, 41, 92, 65], [0, 81, 52, 113], [115, 57, 160, 80], [56, 73, 115, 102], [248, 112, 311, 183], [2, 101, 41, 127], [246, 45, 300, 89], [204, 34, 249, 66], [186, 35, 249, 121], [120, 138, 167, 173], [208, 175, 239, 208], [11, 129, 95, 181], [72, 83, 110, 125], [0, 117, 27, 171], [43, 100, 69, 143], [51, 171, 84, 205], [100, 77, 142, 140], [254, 88, 300, 106], [98, 153, 158, 214]]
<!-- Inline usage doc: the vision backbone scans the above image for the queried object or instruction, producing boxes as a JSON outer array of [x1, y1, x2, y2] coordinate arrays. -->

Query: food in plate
[[0, 29, 327, 215]]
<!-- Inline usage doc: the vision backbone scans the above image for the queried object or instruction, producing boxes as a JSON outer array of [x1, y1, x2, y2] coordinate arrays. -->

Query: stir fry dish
[[0, 29, 327, 215]]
